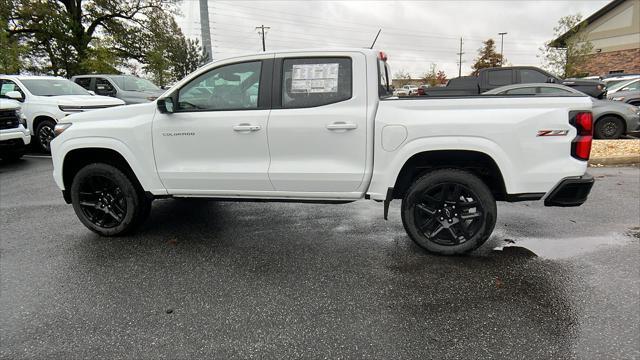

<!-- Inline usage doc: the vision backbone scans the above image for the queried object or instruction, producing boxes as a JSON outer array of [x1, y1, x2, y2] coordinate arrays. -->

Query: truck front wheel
[[70, 163, 151, 236], [401, 169, 496, 255]]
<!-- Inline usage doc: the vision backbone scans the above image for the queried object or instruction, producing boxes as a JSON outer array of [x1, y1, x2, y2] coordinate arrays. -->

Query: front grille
[[0, 110, 20, 130]]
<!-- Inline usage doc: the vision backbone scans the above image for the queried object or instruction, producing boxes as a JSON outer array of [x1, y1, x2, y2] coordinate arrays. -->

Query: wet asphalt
[[1, 157, 638, 359]]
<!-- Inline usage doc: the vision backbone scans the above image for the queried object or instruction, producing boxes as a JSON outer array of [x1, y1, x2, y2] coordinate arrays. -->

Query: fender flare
[[54, 136, 167, 194], [385, 136, 515, 194]]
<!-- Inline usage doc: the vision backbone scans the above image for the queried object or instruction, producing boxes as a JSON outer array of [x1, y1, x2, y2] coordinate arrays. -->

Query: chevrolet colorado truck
[[50, 49, 595, 255]]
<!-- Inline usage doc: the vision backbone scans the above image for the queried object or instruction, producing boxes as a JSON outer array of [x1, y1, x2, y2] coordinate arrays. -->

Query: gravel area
[[591, 139, 640, 158]]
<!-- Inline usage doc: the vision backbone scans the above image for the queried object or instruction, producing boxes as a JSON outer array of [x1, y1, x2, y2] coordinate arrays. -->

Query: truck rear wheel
[[70, 163, 150, 236], [401, 169, 496, 255]]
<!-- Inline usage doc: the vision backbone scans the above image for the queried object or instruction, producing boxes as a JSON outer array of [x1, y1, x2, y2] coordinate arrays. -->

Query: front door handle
[[233, 124, 262, 132], [326, 122, 357, 130]]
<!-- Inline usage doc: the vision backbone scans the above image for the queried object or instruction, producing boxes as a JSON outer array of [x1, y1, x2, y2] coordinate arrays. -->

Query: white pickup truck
[[50, 49, 595, 255]]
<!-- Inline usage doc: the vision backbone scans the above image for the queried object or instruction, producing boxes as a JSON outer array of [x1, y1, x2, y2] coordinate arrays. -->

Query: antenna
[[370, 29, 382, 49]]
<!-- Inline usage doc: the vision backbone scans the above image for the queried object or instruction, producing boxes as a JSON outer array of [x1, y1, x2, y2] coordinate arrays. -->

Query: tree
[[471, 39, 504, 75], [421, 63, 448, 87], [6, 0, 170, 76], [0, 0, 25, 74], [436, 70, 447, 85], [540, 14, 593, 78], [394, 69, 411, 86]]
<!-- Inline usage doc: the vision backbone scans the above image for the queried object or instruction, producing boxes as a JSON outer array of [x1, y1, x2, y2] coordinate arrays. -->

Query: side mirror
[[88, 90, 96, 96], [5, 91, 23, 101], [157, 97, 175, 113], [547, 77, 556, 84]]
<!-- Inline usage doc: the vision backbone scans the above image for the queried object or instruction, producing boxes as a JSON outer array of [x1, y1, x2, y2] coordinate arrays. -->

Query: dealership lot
[[1, 157, 639, 359]]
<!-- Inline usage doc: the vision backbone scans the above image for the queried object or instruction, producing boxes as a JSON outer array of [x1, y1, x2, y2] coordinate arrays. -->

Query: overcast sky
[[177, 0, 609, 78]]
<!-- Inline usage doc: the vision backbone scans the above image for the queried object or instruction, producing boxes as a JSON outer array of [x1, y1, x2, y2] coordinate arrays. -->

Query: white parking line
[[24, 155, 52, 159]]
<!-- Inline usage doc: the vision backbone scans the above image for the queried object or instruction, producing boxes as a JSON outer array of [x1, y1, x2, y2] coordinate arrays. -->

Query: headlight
[[612, 97, 625, 101], [54, 123, 72, 136], [15, 109, 27, 127]]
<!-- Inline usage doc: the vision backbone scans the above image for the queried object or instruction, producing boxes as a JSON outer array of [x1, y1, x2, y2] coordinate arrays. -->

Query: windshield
[[121, 76, 160, 92], [608, 78, 639, 92], [20, 79, 90, 96]]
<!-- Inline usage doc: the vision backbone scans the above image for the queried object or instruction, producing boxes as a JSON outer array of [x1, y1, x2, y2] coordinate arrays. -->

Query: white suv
[[0, 76, 125, 152], [0, 100, 30, 161]]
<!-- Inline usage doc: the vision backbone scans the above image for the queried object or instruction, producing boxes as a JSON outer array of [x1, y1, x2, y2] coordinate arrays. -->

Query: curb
[[589, 155, 640, 166]]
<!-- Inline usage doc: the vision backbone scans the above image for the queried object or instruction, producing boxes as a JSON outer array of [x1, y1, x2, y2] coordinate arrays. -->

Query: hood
[[53, 95, 125, 106], [0, 98, 21, 110], [119, 89, 165, 99], [593, 98, 638, 112], [63, 102, 155, 123]]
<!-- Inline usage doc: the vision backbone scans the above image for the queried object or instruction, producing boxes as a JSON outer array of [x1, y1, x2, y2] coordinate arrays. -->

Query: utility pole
[[498, 32, 507, 66], [255, 25, 270, 52], [199, 0, 212, 61], [456, 37, 464, 77]]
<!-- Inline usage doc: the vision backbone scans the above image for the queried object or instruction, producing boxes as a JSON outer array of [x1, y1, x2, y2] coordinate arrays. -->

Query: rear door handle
[[326, 122, 357, 130], [233, 124, 262, 132]]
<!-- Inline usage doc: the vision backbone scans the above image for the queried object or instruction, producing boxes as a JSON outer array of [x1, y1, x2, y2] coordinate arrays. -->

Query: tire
[[35, 119, 56, 153], [594, 116, 624, 139], [70, 163, 150, 236], [401, 169, 497, 255]]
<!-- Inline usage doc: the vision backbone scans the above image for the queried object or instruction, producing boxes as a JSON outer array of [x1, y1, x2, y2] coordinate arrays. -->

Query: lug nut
[[448, 219, 453, 223], [440, 217, 444, 221]]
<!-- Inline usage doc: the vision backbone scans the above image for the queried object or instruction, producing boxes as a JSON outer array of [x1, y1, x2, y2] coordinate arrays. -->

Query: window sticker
[[291, 63, 339, 93]]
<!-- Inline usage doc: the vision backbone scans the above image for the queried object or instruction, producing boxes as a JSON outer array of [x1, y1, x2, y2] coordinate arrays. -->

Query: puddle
[[493, 232, 634, 260]]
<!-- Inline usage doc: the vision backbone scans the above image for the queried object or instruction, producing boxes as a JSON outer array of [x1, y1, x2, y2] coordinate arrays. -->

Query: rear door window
[[281, 57, 352, 108], [519, 69, 549, 83], [487, 69, 513, 86]]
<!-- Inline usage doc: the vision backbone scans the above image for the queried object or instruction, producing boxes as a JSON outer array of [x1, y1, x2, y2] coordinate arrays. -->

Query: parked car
[[607, 79, 640, 107], [402, 84, 419, 95], [0, 76, 125, 152], [393, 87, 409, 96], [484, 83, 640, 139], [50, 48, 595, 256], [71, 74, 165, 104], [603, 75, 640, 89], [422, 66, 607, 98], [0, 100, 30, 161]]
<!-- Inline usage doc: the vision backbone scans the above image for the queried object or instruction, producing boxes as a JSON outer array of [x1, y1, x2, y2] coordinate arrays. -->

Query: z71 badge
[[537, 130, 569, 137]]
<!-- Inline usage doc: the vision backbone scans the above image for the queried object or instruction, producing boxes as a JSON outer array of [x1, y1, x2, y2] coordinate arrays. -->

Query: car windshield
[[608, 79, 638, 92], [120, 76, 160, 92], [20, 79, 90, 96]]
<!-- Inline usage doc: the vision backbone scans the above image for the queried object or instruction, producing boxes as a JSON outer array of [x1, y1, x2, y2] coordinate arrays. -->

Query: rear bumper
[[544, 174, 594, 207]]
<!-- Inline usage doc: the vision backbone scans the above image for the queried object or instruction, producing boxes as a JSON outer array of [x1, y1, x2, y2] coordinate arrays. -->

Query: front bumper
[[0, 126, 31, 147], [544, 174, 594, 207]]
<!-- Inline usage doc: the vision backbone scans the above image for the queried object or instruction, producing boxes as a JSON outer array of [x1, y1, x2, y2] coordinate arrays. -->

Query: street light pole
[[498, 32, 507, 66]]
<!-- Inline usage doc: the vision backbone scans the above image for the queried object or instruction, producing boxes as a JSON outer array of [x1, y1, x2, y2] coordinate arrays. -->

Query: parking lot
[[1, 156, 639, 359]]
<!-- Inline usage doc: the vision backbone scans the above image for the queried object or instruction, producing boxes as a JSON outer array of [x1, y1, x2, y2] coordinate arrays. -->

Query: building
[[551, 0, 640, 76]]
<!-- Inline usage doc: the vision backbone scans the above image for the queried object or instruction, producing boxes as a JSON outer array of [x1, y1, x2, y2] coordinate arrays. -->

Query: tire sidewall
[[401, 169, 497, 255], [70, 163, 141, 236], [595, 117, 624, 139]]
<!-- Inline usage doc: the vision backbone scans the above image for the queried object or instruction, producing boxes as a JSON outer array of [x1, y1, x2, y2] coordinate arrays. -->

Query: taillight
[[569, 111, 593, 161]]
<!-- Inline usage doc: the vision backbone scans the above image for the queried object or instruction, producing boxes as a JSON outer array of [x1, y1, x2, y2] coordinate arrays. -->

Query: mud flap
[[383, 187, 393, 220]]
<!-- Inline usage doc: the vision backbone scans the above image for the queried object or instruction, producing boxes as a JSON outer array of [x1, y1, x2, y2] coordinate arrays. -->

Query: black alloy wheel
[[401, 169, 497, 255], [77, 175, 127, 229], [36, 119, 56, 153], [413, 183, 485, 246], [594, 116, 624, 139], [71, 163, 151, 236]]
